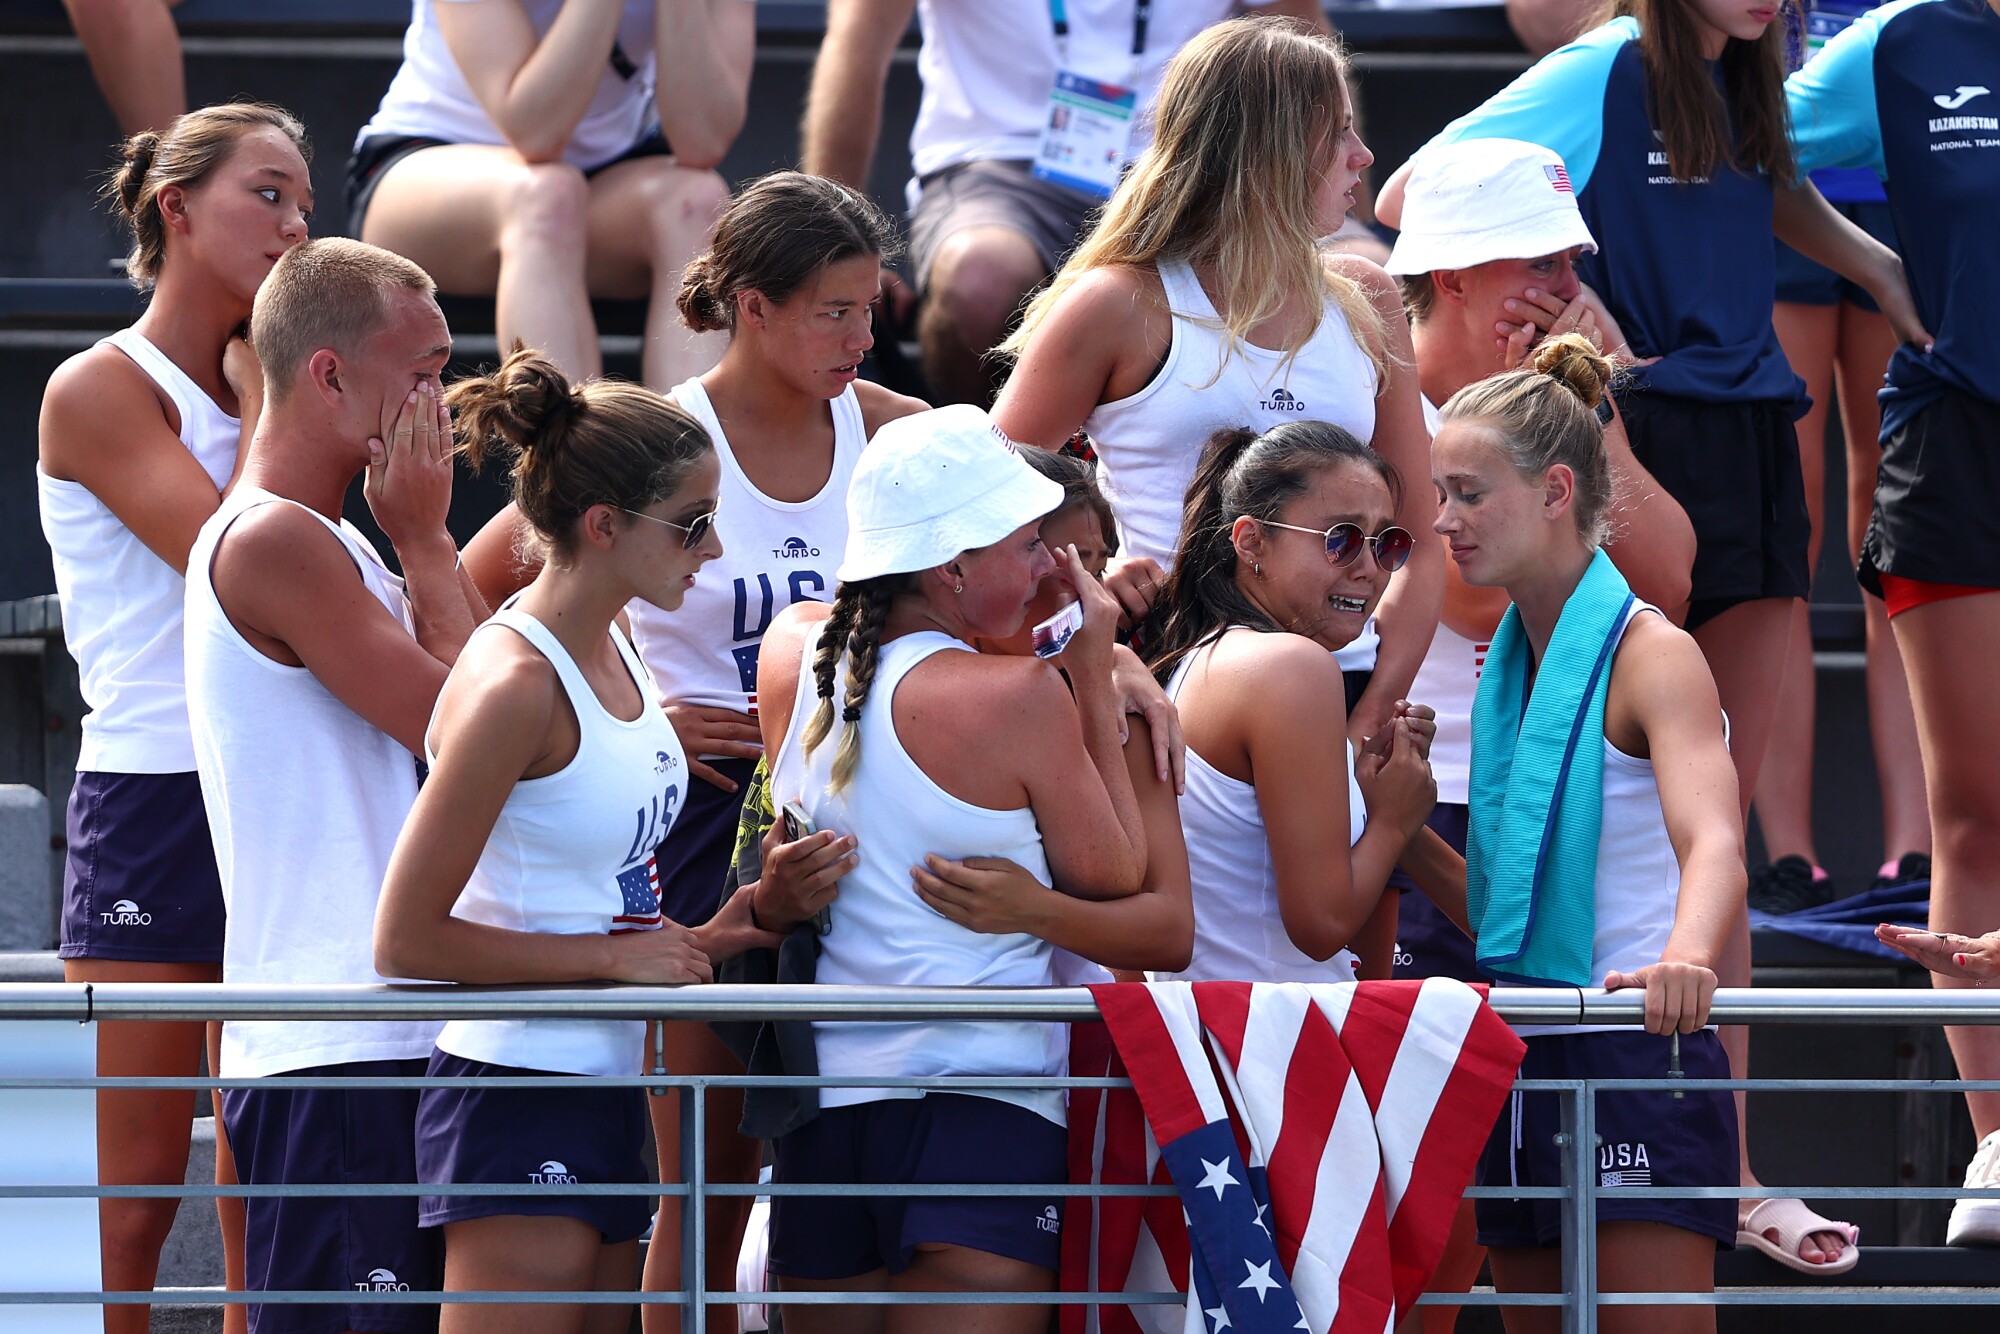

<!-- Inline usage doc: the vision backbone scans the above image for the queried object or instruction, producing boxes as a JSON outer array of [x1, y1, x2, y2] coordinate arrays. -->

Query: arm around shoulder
[[992, 266, 1154, 449]]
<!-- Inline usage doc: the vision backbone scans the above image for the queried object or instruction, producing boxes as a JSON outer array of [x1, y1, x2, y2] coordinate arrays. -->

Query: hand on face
[[362, 381, 455, 552]]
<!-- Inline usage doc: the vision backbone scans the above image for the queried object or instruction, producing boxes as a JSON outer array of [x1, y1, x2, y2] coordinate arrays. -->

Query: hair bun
[[497, 348, 579, 453], [1529, 332, 1613, 411], [112, 131, 161, 215]]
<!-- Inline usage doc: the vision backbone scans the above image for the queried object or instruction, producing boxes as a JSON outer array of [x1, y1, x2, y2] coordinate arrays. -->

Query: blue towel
[[1467, 548, 1636, 986]]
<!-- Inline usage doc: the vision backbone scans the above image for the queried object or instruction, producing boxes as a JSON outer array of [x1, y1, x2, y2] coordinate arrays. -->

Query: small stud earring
[[954, 581, 964, 594]]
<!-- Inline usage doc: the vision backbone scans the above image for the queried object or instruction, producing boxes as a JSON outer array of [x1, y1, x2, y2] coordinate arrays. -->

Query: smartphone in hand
[[781, 800, 833, 936]]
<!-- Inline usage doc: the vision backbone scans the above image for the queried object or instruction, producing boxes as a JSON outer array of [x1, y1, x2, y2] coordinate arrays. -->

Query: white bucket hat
[[1385, 138, 1600, 276], [837, 405, 1066, 583]]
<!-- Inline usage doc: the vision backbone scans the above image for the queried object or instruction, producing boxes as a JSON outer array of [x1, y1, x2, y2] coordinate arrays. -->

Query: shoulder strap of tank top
[[669, 376, 729, 453], [100, 328, 212, 432], [1155, 256, 1211, 320], [870, 630, 972, 700], [829, 384, 868, 453]]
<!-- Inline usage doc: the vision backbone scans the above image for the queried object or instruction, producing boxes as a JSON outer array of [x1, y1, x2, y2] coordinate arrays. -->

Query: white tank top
[[38, 329, 238, 774], [628, 378, 864, 725], [1156, 632, 1366, 984], [1515, 603, 1684, 1037], [768, 628, 1064, 1124], [1405, 621, 1487, 806], [1082, 256, 1380, 572], [185, 487, 439, 1078], [357, 0, 667, 171], [433, 606, 687, 1077]]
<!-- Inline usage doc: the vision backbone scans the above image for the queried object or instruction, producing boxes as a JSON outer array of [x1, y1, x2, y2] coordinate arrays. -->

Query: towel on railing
[[1063, 979, 1525, 1334], [1467, 547, 1635, 986]]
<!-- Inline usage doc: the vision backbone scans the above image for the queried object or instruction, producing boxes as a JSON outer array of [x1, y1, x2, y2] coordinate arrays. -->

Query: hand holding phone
[[781, 801, 835, 935]]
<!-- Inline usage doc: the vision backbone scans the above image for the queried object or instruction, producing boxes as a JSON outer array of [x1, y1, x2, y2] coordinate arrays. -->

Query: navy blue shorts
[[60, 770, 225, 963], [769, 1093, 1067, 1280], [1475, 1030, 1738, 1250], [654, 755, 755, 927], [221, 1058, 441, 1334], [416, 1049, 653, 1243], [1774, 200, 1897, 311], [1390, 804, 1480, 984]]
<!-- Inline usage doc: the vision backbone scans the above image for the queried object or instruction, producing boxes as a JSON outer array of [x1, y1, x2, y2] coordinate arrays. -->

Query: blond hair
[[250, 238, 436, 402], [446, 348, 713, 560], [105, 102, 311, 289], [1439, 333, 1617, 546], [1004, 16, 1388, 384]]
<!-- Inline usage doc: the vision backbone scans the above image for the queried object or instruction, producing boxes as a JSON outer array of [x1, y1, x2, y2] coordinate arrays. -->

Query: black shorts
[[907, 158, 1098, 294], [415, 1050, 654, 1243], [60, 770, 225, 964], [220, 1059, 441, 1334], [1390, 803, 1479, 984], [1476, 1030, 1738, 1250], [1618, 391, 1811, 629], [344, 129, 675, 239], [1860, 387, 2000, 595], [653, 755, 756, 927], [768, 1093, 1066, 1280], [1773, 200, 1897, 311]]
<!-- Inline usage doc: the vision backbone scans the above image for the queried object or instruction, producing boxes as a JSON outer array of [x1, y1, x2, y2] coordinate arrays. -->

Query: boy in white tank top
[[185, 239, 488, 1333]]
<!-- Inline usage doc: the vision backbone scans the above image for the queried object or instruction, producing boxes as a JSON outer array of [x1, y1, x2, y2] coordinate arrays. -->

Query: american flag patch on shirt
[[613, 855, 663, 933], [1544, 163, 1574, 194]]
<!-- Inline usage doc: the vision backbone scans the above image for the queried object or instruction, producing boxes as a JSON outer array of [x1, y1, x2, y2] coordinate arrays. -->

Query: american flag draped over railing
[[1064, 980, 1526, 1334]]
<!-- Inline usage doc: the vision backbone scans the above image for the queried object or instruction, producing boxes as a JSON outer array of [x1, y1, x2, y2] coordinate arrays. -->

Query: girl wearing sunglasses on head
[[1141, 420, 1446, 984]]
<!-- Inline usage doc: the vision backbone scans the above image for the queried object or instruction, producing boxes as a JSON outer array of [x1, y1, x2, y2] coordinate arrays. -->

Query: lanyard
[[1048, 0, 1152, 62]]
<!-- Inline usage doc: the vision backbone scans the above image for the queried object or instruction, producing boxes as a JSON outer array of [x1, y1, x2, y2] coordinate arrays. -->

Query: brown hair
[[677, 172, 901, 333], [1019, 448, 1119, 556], [1145, 420, 1401, 685], [105, 101, 311, 289], [1439, 332, 1616, 545], [249, 238, 434, 402], [798, 575, 909, 796], [447, 348, 714, 560], [1005, 16, 1390, 385], [1596, 0, 1795, 187], [1399, 273, 1439, 324]]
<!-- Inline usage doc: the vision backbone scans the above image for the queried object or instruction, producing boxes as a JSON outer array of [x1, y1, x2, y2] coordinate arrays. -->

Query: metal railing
[[3, 982, 1999, 1333]]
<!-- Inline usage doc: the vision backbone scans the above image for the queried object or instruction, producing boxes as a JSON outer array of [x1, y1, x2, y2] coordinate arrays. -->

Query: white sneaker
[[1947, 1128, 2000, 1246]]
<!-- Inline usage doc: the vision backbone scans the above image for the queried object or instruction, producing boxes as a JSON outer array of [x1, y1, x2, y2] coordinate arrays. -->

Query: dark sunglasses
[[1258, 519, 1415, 573], [618, 506, 717, 550]]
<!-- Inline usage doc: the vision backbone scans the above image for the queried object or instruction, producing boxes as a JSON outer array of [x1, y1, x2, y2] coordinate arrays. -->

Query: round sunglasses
[[1257, 519, 1415, 572], [618, 505, 717, 550]]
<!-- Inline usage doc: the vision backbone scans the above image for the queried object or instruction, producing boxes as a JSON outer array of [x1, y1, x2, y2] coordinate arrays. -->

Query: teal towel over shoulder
[[1467, 548, 1635, 986]]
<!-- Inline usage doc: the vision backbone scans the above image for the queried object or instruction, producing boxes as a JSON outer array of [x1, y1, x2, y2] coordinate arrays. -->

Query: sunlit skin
[[168, 125, 314, 308], [1311, 83, 1378, 235], [1688, 0, 1780, 57], [739, 252, 882, 400], [938, 519, 1060, 642], [610, 450, 726, 615], [1237, 460, 1400, 653], [1429, 421, 1553, 592]]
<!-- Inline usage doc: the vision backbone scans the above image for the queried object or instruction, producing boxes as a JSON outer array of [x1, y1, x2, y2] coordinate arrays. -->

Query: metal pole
[[682, 1078, 708, 1334]]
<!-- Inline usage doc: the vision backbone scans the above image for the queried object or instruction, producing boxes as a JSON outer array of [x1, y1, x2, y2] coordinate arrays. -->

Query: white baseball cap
[[838, 405, 1066, 583], [1384, 138, 1599, 276]]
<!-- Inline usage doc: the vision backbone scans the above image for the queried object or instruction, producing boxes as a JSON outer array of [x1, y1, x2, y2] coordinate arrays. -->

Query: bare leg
[[1405, 1197, 1482, 1334], [1835, 304, 1930, 863], [1489, 1222, 1717, 1334], [1892, 592, 2000, 1140], [916, 226, 1048, 407], [582, 158, 730, 391], [1755, 302, 1837, 866], [885, 1243, 1052, 1334], [777, 1271, 887, 1334], [64, 958, 217, 1334], [62, 0, 184, 135], [208, 1021, 248, 1334], [641, 1021, 762, 1334], [360, 145, 601, 380], [439, 1213, 609, 1334]]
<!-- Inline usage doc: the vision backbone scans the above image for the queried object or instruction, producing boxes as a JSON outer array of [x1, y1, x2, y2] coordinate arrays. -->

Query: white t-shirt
[[38, 330, 238, 774], [185, 489, 439, 1078], [909, 0, 1278, 185], [358, 0, 662, 171]]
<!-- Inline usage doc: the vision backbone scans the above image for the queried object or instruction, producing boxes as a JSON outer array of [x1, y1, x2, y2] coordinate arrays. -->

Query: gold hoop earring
[[954, 581, 964, 594]]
